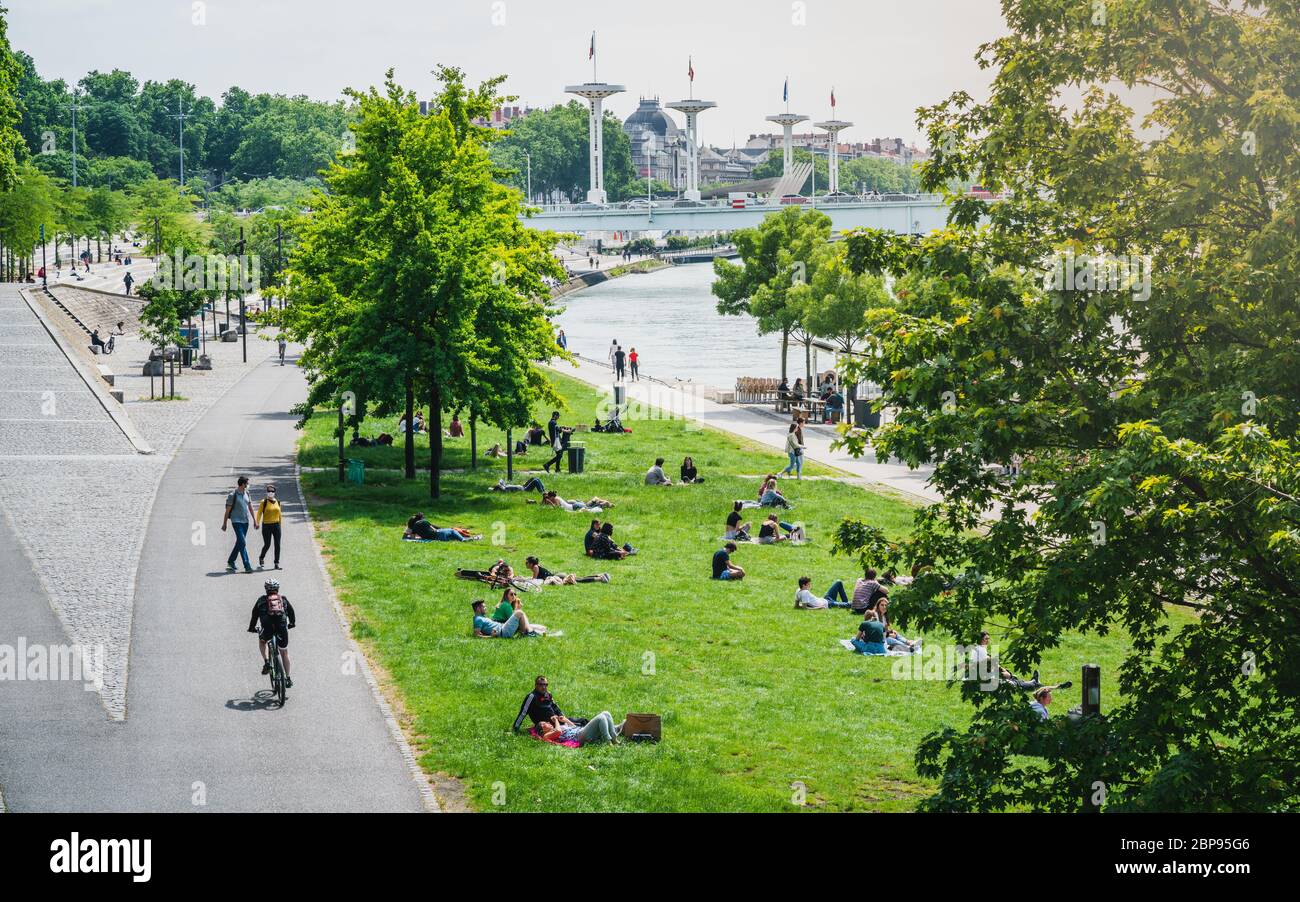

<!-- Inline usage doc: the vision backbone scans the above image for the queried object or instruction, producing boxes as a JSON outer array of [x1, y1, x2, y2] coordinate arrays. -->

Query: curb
[[294, 461, 442, 813], [18, 287, 155, 455]]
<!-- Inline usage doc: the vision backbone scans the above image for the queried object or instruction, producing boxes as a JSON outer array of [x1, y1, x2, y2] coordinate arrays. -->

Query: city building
[[622, 97, 688, 188]]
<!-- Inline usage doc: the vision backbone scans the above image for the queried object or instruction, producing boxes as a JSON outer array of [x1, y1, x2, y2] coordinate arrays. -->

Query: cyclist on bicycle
[[248, 579, 296, 687]]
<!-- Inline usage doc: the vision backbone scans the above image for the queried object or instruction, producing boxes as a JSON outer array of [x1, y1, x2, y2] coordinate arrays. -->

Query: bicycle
[[266, 632, 288, 706]]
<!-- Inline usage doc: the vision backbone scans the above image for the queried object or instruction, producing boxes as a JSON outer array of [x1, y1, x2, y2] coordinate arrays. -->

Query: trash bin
[[854, 400, 881, 428], [181, 347, 194, 366], [346, 458, 365, 485], [566, 443, 586, 474]]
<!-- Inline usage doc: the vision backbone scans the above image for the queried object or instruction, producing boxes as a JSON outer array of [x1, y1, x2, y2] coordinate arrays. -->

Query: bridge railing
[[530, 193, 947, 215]]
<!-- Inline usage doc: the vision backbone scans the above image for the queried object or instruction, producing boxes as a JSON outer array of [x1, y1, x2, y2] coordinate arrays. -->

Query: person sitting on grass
[[645, 457, 673, 485], [405, 513, 479, 542], [484, 443, 508, 458], [471, 598, 543, 638], [712, 542, 745, 581], [491, 476, 546, 493], [542, 490, 613, 513], [850, 610, 888, 655], [1030, 685, 1053, 721], [583, 518, 602, 556], [449, 414, 464, 438], [591, 522, 636, 560], [725, 503, 751, 541], [523, 555, 609, 586], [794, 576, 850, 609], [680, 456, 703, 484], [851, 568, 888, 614], [969, 631, 1041, 690], [526, 422, 546, 446], [757, 513, 806, 544], [759, 482, 792, 508], [871, 597, 921, 653]]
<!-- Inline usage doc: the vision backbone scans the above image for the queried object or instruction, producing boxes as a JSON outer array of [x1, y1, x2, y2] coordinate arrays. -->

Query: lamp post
[[523, 150, 532, 205], [40, 224, 47, 289]]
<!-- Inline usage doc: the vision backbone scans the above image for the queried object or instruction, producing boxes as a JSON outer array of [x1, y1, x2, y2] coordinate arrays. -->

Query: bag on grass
[[623, 712, 661, 742]]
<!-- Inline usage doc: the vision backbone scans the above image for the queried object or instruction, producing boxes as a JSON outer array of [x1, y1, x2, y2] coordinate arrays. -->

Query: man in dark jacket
[[248, 578, 297, 686], [513, 675, 567, 731]]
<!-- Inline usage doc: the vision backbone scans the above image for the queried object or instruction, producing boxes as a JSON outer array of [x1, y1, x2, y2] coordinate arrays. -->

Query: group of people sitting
[[404, 512, 480, 542], [725, 503, 806, 544], [513, 675, 626, 746], [642, 455, 703, 485], [584, 519, 637, 560]]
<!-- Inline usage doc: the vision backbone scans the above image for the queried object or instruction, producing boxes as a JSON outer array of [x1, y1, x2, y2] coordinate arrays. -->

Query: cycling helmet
[[264, 579, 280, 592]]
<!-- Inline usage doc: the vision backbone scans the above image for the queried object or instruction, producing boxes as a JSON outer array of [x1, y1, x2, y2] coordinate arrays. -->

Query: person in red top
[[628, 347, 640, 381]]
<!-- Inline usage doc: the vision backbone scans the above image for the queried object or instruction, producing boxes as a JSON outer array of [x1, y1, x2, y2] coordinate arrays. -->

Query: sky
[[7, 0, 1010, 148]]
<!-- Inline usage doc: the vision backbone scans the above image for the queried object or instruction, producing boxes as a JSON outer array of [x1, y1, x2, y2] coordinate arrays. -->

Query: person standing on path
[[780, 422, 805, 479], [557, 329, 568, 351], [222, 475, 260, 573], [629, 347, 639, 381], [613, 345, 626, 382], [257, 483, 283, 570]]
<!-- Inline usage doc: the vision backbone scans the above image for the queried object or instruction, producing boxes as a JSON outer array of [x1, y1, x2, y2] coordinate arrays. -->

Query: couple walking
[[606, 339, 640, 382], [222, 475, 285, 572]]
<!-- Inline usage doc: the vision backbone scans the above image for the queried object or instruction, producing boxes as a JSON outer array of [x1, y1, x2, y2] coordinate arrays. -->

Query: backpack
[[265, 592, 286, 617]]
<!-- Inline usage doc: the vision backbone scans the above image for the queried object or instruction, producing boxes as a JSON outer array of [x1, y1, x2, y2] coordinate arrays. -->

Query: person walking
[[123, 271, 134, 296], [607, 338, 618, 366], [628, 347, 639, 381], [222, 475, 259, 573], [613, 345, 626, 382], [557, 328, 568, 351], [277, 334, 287, 365], [257, 483, 283, 569], [780, 422, 804, 479]]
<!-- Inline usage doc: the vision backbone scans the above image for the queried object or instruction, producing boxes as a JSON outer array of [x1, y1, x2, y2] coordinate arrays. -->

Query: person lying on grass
[[484, 443, 508, 458], [590, 522, 636, 560], [405, 513, 479, 542], [757, 514, 806, 543], [491, 476, 546, 493], [794, 576, 850, 609], [537, 712, 625, 746], [712, 542, 745, 580], [644, 457, 673, 485], [472, 598, 545, 638], [725, 503, 751, 541], [512, 675, 624, 744], [523, 555, 610, 586], [542, 490, 613, 513], [870, 596, 920, 653]]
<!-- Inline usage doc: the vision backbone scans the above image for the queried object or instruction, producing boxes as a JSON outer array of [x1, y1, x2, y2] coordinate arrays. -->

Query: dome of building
[[623, 97, 680, 139]]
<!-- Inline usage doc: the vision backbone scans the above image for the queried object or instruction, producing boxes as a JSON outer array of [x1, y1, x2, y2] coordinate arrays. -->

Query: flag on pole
[[783, 77, 789, 103], [831, 87, 836, 109], [688, 57, 695, 83], [589, 31, 595, 60]]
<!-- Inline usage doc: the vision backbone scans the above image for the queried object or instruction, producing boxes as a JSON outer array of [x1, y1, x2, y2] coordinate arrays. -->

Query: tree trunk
[[780, 328, 789, 381], [429, 380, 443, 499], [805, 338, 812, 395], [469, 414, 477, 469], [403, 379, 415, 479]]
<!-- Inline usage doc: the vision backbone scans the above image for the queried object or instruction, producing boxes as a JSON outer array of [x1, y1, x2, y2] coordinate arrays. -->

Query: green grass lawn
[[299, 369, 1155, 812]]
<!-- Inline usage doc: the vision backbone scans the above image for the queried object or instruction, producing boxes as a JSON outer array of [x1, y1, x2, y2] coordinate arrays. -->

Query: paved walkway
[[553, 356, 940, 504], [0, 349, 432, 811]]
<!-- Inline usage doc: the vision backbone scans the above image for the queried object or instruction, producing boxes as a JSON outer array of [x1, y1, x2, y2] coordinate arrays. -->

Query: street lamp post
[[523, 151, 532, 205]]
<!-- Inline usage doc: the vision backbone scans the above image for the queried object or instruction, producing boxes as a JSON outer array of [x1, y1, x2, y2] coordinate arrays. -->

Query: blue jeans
[[824, 579, 850, 607], [851, 638, 887, 655], [760, 491, 790, 508], [436, 528, 470, 541], [227, 520, 251, 570]]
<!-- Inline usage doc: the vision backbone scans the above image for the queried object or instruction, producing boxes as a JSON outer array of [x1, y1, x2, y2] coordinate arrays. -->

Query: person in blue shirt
[[1030, 685, 1053, 720], [851, 611, 888, 655], [471, 599, 539, 638]]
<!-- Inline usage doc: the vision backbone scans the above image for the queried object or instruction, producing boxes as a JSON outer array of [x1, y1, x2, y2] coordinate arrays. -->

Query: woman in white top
[[779, 423, 804, 479]]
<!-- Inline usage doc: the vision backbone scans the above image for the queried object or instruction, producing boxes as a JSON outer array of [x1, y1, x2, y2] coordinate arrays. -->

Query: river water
[[555, 263, 838, 390]]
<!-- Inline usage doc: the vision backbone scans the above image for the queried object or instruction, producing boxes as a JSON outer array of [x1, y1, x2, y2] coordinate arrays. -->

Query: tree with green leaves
[[0, 4, 22, 192], [281, 67, 564, 497], [835, 0, 1300, 812], [712, 206, 832, 382], [492, 100, 638, 203]]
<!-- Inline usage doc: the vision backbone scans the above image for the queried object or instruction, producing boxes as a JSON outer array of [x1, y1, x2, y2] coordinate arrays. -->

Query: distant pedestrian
[[629, 347, 639, 381], [123, 271, 134, 296], [257, 484, 283, 569], [607, 338, 618, 365], [557, 328, 567, 351], [277, 334, 287, 365], [222, 475, 260, 573], [613, 345, 626, 381]]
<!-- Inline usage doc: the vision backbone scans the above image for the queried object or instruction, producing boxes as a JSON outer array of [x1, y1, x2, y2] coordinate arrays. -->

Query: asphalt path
[[0, 353, 432, 811]]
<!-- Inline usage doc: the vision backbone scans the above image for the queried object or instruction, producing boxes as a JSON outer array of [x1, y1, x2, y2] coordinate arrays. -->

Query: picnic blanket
[[839, 639, 913, 657], [528, 726, 580, 748]]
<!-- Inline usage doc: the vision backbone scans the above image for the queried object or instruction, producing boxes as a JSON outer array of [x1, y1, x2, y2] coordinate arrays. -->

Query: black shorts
[[259, 622, 289, 649]]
